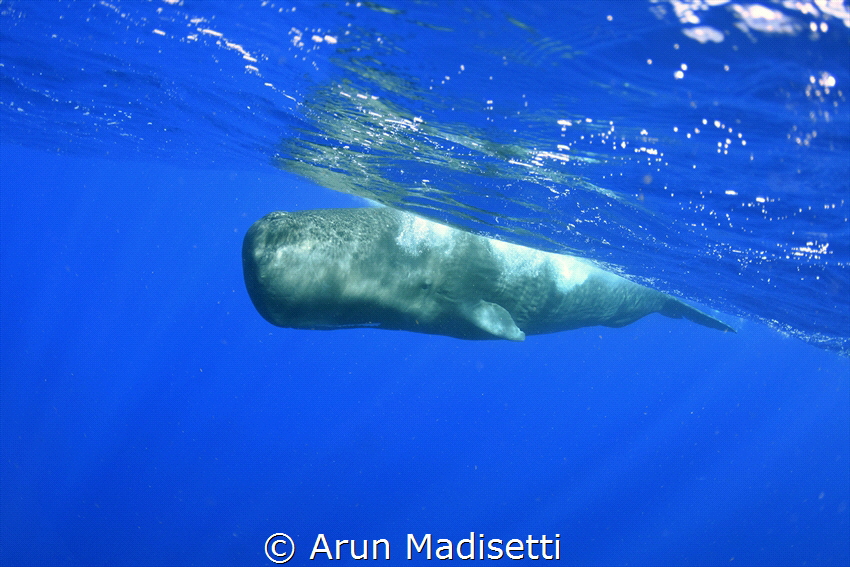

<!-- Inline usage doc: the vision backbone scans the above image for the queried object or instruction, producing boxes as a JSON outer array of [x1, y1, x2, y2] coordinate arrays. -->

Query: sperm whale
[[242, 207, 735, 340]]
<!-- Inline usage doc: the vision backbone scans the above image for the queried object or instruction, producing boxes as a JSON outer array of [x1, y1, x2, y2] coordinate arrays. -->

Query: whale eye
[[421, 280, 432, 290]]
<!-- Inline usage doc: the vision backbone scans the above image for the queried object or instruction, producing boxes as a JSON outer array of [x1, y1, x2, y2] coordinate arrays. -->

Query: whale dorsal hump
[[463, 300, 526, 341]]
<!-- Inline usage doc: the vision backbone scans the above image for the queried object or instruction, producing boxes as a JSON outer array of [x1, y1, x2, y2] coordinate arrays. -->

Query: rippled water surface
[[2, 0, 848, 352]]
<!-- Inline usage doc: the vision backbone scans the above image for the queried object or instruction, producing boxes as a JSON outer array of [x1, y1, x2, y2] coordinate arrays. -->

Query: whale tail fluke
[[660, 299, 736, 333]]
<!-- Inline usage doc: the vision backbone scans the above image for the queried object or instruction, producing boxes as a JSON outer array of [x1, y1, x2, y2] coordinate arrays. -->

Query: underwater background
[[1, 1, 848, 565]]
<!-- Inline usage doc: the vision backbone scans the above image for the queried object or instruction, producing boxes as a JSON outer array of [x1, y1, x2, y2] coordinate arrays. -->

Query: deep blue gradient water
[[1, 1, 848, 566]]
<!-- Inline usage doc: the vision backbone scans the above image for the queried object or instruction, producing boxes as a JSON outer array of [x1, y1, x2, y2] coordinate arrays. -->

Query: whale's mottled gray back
[[242, 207, 735, 340]]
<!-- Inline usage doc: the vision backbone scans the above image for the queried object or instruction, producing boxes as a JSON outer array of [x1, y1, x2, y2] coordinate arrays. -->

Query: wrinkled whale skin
[[242, 207, 734, 341]]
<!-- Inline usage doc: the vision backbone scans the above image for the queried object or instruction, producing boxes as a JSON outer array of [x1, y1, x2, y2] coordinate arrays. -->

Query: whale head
[[241, 209, 526, 340]]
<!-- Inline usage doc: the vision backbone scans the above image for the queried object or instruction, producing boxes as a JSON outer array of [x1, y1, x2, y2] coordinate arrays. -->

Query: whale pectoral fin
[[464, 301, 526, 341]]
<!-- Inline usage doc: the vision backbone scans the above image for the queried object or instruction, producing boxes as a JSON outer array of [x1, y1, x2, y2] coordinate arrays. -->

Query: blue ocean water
[[1, 1, 848, 566]]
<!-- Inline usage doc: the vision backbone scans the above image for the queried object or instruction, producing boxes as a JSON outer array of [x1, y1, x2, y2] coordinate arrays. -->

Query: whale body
[[242, 207, 734, 341]]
